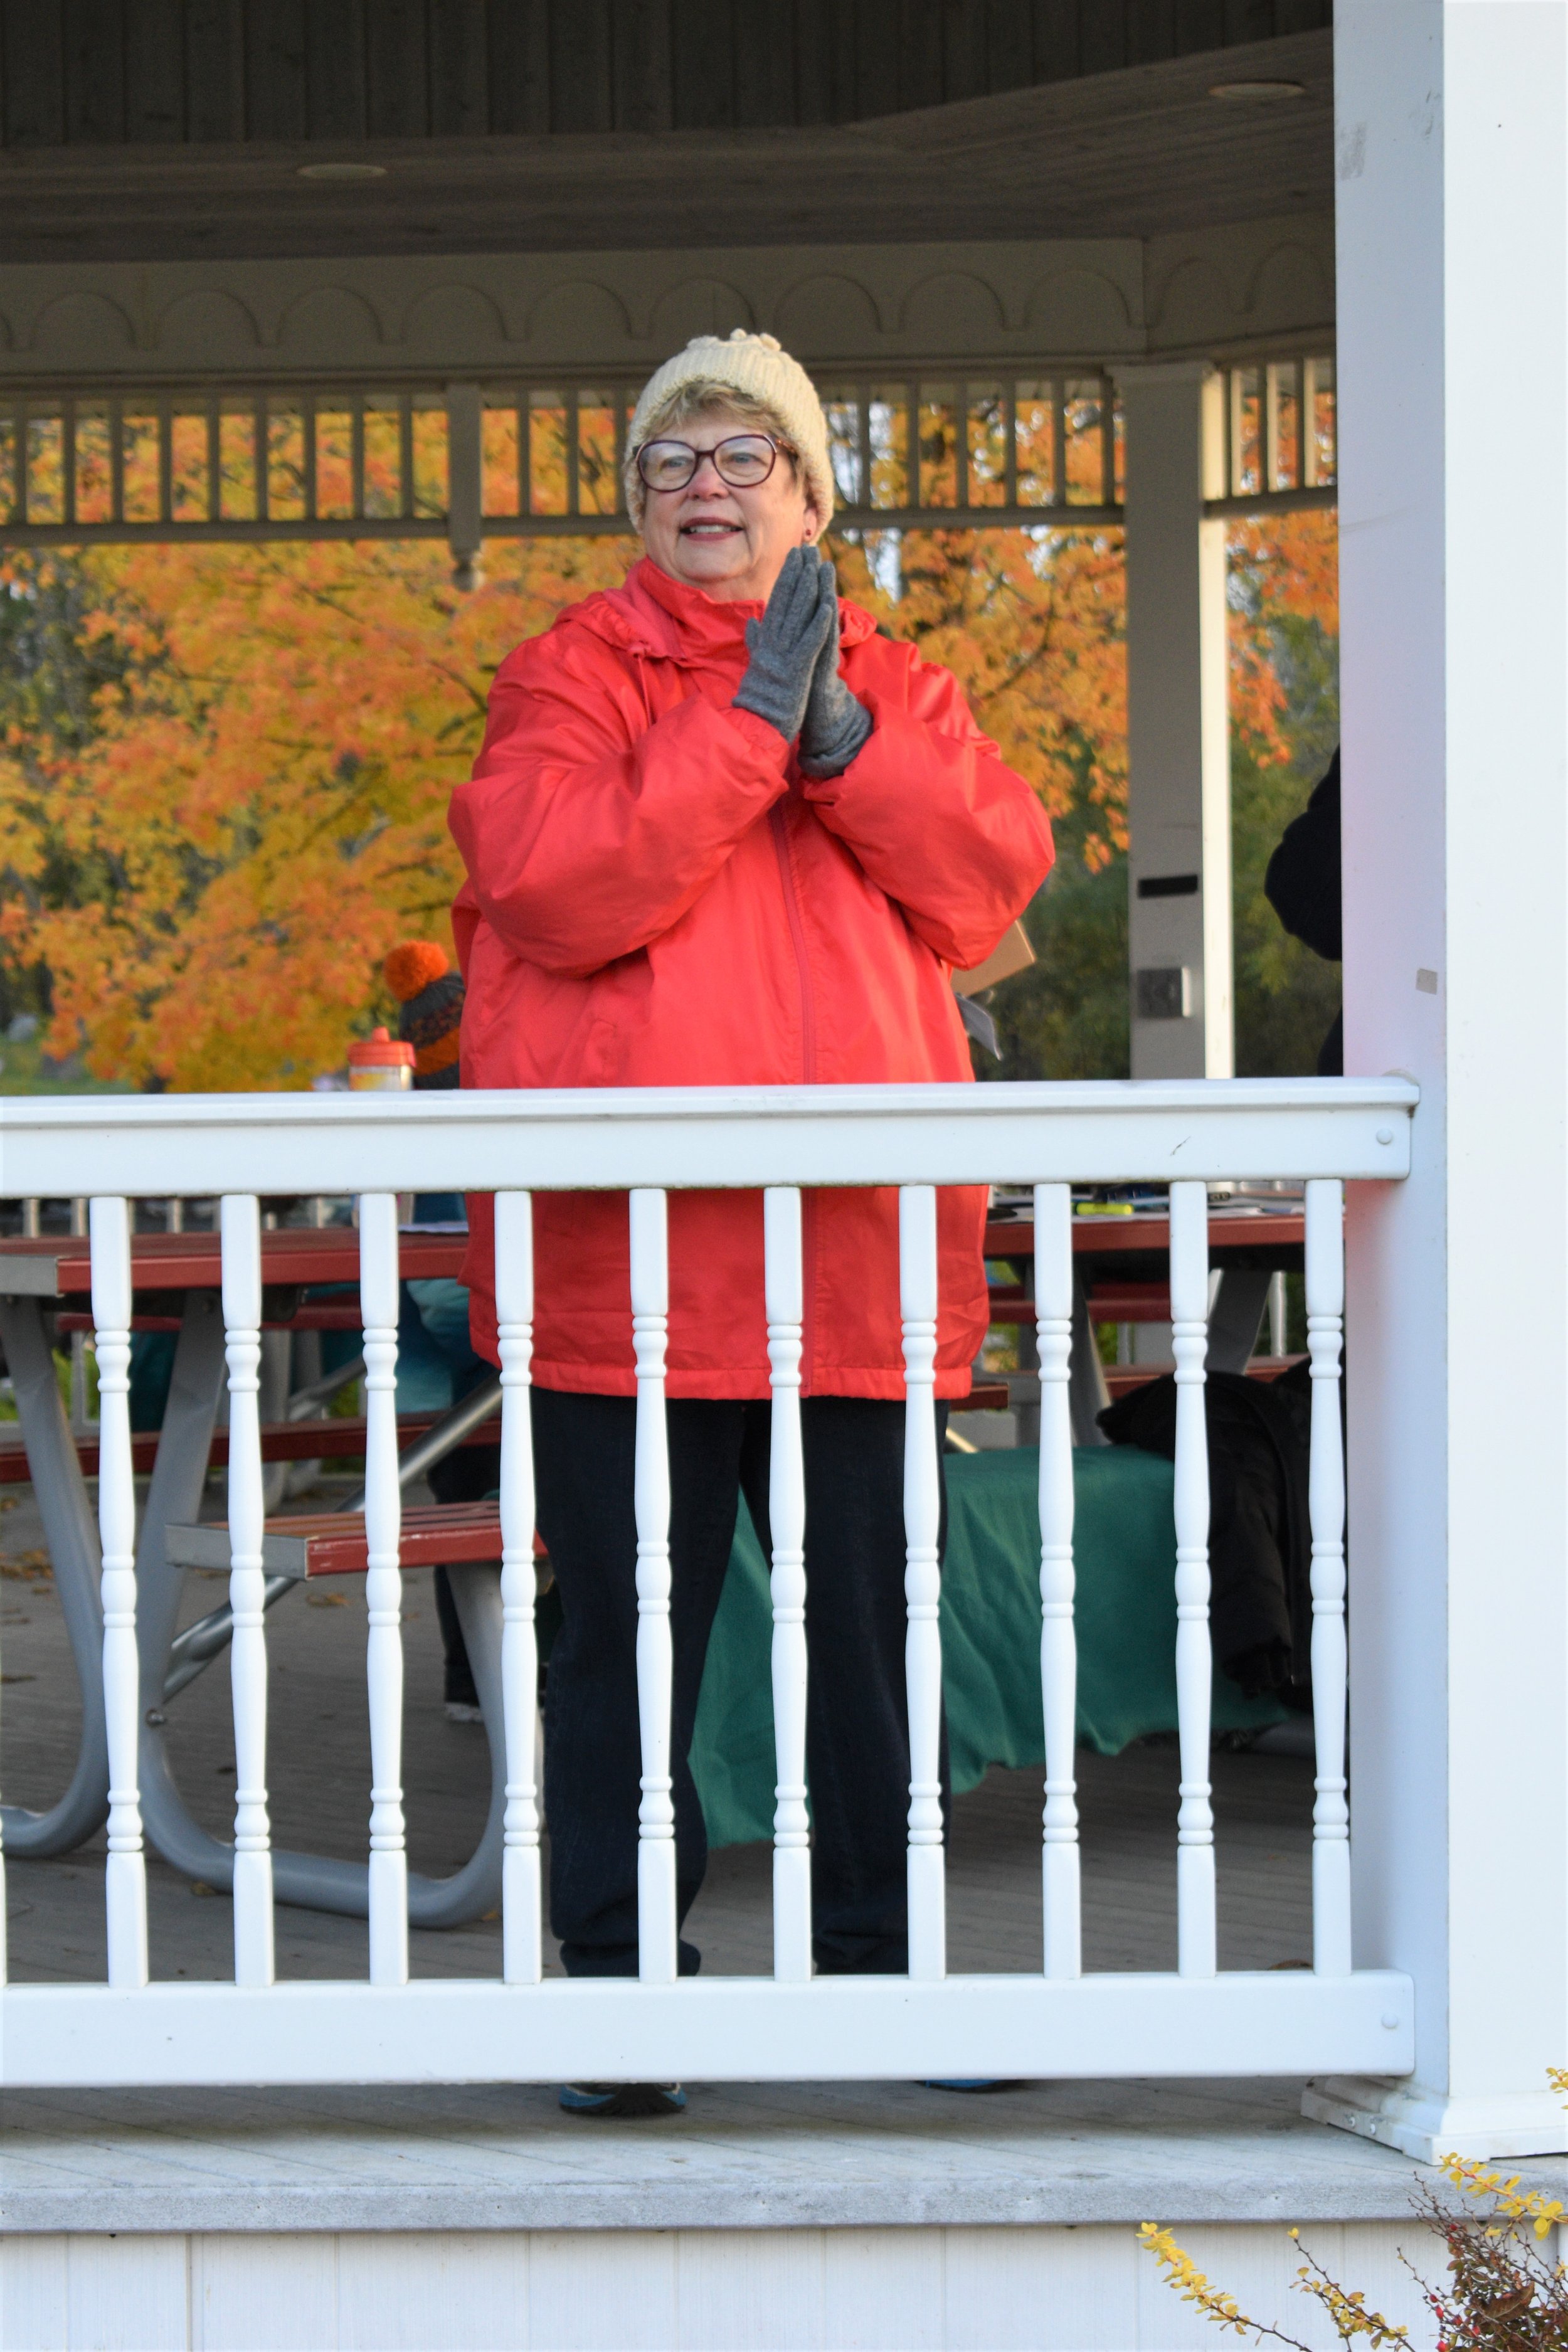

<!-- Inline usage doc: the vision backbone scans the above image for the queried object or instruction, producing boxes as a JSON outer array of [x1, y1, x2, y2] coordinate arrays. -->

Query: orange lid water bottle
[[347, 1026, 415, 1091]]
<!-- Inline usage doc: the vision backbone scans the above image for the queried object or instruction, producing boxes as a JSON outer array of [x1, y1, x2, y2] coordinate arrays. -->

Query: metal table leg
[[6, 1274, 507, 1927], [139, 1558, 507, 1928], [1069, 1271, 1113, 1448], [0, 1295, 110, 1855], [1207, 1268, 1275, 1374], [136, 1330, 507, 1927], [134, 1288, 239, 1872]]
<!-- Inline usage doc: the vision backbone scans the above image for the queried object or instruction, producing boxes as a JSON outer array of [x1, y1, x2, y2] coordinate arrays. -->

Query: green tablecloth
[[689, 1443, 1288, 1849]]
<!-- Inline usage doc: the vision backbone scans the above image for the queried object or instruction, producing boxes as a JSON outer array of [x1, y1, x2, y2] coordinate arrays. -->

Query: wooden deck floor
[[3, 1481, 1315, 1989]]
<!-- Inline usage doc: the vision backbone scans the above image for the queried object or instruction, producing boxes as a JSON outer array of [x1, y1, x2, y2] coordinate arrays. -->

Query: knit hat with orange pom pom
[[383, 941, 464, 1089]]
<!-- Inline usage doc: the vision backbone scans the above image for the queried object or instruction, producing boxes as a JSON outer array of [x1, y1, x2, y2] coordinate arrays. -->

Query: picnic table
[[0, 1226, 516, 1927], [978, 1195, 1307, 1443]]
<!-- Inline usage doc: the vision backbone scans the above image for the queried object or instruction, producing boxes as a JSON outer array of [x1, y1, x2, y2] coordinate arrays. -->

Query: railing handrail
[[0, 1078, 1417, 1198]]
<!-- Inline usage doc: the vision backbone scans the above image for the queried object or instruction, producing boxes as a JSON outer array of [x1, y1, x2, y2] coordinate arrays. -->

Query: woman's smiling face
[[638, 401, 823, 605]]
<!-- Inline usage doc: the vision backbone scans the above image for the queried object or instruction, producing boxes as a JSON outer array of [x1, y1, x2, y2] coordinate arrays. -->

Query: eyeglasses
[[635, 433, 783, 494]]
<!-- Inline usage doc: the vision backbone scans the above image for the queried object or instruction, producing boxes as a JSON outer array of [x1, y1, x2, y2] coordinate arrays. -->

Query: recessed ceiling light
[[296, 160, 389, 181], [1209, 79, 1308, 101]]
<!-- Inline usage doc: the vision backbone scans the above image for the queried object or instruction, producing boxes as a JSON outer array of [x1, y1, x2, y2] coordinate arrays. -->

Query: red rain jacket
[[449, 557, 1054, 1399]]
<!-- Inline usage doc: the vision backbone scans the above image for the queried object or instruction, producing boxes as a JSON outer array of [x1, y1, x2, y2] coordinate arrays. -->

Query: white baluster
[[900, 1184, 946, 1981], [360, 1192, 406, 1986], [765, 1187, 811, 1982], [0, 1668, 6, 1986], [630, 1189, 677, 1983], [221, 1195, 273, 1987], [1034, 1182, 1081, 1979], [1170, 1180, 1216, 1977], [92, 1196, 147, 1989], [1306, 1179, 1352, 1976], [495, 1190, 542, 1986]]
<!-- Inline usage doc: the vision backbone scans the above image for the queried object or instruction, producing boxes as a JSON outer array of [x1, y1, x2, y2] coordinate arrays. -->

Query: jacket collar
[[568, 554, 879, 665]]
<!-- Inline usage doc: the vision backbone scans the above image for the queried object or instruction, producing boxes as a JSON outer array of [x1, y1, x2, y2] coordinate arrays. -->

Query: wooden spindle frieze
[[221, 1194, 274, 1988], [630, 1187, 677, 1984], [1168, 1179, 1217, 1978], [1034, 1181, 1081, 1980], [359, 1192, 408, 1988], [899, 1184, 946, 1982], [494, 1189, 543, 1986], [91, 1195, 147, 1989], [765, 1185, 811, 1983], [1305, 1177, 1352, 1977]]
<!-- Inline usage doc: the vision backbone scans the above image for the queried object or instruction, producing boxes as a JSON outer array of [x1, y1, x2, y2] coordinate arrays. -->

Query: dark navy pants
[[532, 1389, 947, 1979]]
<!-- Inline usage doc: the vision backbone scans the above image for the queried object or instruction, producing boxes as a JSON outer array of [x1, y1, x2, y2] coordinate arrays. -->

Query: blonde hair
[[625, 383, 800, 522]]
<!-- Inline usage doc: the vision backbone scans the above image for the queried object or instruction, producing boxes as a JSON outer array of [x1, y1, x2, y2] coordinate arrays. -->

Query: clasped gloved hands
[[797, 556, 873, 779], [733, 546, 874, 778], [732, 545, 834, 741]]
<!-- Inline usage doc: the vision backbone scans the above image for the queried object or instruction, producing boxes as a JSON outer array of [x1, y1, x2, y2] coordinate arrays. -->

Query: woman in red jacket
[[450, 332, 1053, 2102]]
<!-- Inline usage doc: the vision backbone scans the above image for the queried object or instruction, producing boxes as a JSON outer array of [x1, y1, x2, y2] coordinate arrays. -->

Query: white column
[[360, 1193, 407, 1988], [92, 1197, 147, 1989], [1168, 1180, 1216, 1979], [1303, 0, 1568, 2161], [221, 1195, 273, 1989], [494, 1190, 542, 1987], [446, 383, 484, 591], [1305, 1180, 1351, 1981], [900, 1184, 947, 1983], [1034, 1182, 1081, 1981], [630, 1187, 678, 1984], [765, 1186, 812, 1983], [1115, 361, 1232, 1085]]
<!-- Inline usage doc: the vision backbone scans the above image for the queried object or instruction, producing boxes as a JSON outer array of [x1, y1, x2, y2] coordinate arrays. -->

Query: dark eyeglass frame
[[635, 432, 785, 493]]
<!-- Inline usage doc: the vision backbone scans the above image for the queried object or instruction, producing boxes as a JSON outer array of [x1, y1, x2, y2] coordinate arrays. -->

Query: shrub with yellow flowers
[[1140, 2069, 1568, 2349]]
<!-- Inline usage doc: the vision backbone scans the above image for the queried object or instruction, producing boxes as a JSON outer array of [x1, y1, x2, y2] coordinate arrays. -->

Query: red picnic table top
[[0, 1227, 471, 1331], [0, 1226, 469, 1306], [984, 1204, 1305, 1258]]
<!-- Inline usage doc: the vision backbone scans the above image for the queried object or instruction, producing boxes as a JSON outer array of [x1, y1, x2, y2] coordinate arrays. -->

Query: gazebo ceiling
[[0, 7, 1332, 265]]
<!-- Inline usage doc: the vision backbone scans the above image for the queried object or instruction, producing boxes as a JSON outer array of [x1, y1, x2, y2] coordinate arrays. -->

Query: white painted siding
[[1, 2222, 1442, 2351]]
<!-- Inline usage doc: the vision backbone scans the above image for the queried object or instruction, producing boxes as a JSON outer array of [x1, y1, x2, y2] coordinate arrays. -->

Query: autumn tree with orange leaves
[[0, 536, 632, 1090]]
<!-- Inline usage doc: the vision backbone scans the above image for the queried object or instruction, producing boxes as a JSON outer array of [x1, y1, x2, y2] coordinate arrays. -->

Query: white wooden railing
[[1, 1079, 1417, 2089]]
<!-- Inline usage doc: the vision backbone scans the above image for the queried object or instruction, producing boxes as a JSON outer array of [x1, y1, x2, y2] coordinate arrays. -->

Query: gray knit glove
[[732, 546, 835, 743], [798, 563, 874, 779]]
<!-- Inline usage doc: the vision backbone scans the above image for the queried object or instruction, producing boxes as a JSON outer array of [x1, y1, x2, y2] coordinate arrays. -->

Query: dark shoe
[[559, 2082, 686, 2118], [921, 2079, 1024, 2092]]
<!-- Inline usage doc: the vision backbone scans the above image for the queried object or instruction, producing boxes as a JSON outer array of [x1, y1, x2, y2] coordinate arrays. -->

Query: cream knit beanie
[[625, 329, 835, 532]]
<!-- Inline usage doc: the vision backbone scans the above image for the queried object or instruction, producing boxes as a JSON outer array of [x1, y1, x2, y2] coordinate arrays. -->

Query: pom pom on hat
[[384, 940, 450, 1002], [383, 940, 464, 1087], [625, 329, 834, 532]]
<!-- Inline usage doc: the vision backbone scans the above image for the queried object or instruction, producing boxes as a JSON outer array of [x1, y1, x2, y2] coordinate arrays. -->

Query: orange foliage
[[0, 537, 632, 1091], [1228, 508, 1339, 762], [830, 527, 1130, 870]]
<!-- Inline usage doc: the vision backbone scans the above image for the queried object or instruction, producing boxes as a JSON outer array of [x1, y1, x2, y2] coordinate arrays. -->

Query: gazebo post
[[1115, 360, 1234, 1084], [446, 382, 484, 591], [1305, 0, 1568, 2160]]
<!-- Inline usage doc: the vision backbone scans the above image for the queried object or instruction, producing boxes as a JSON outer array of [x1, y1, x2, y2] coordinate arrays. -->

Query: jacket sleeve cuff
[[721, 702, 793, 772], [798, 733, 872, 804]]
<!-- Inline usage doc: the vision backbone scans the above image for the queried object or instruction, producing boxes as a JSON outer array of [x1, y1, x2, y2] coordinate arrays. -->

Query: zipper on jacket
[[769, 802, 817, 1087], [770, 800, 819, 1388]]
